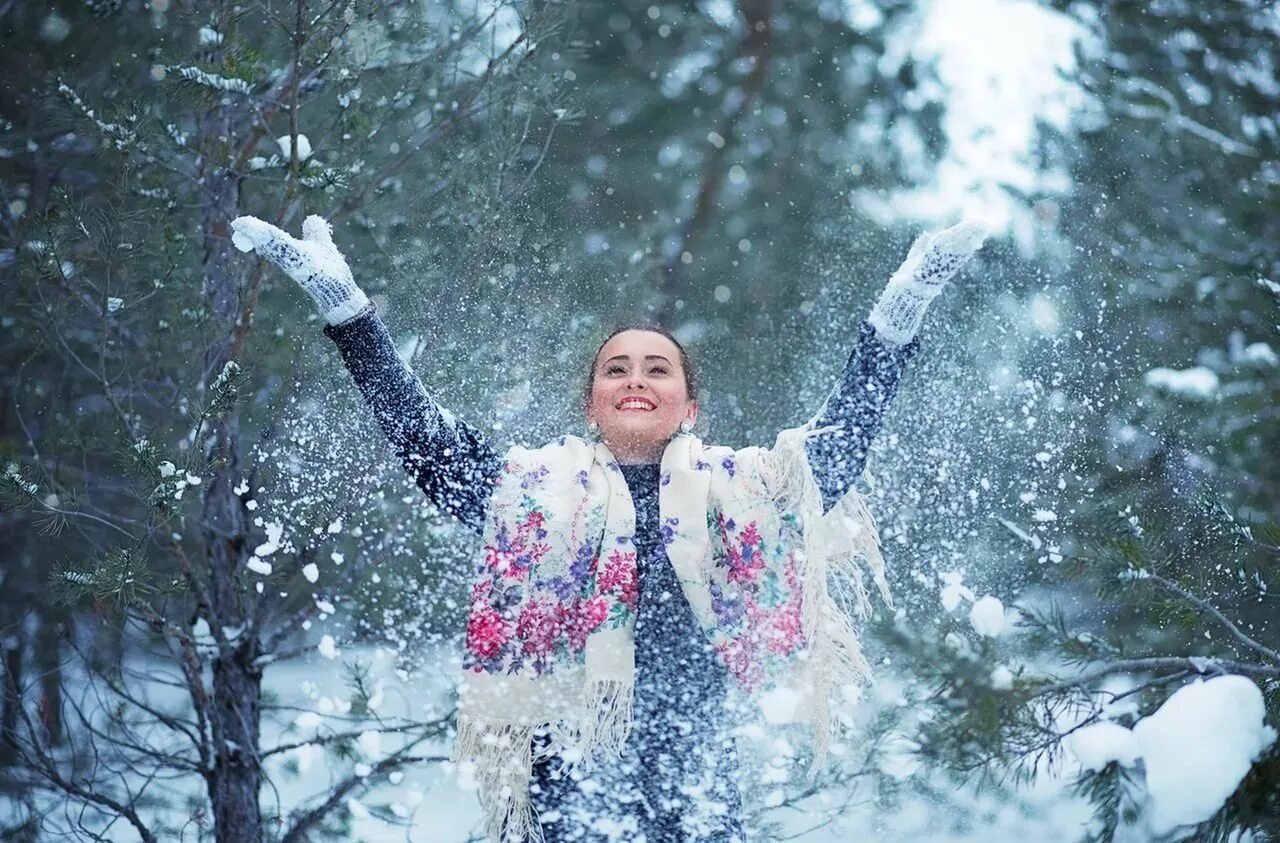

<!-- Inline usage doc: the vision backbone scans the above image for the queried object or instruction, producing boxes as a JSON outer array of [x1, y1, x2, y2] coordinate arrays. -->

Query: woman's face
[[585, 329, 698, 464]]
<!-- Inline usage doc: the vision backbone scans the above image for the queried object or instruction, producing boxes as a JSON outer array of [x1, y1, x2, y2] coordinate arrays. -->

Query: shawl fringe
[[759, 424, 893, 773], [452, 678, 635, 842]]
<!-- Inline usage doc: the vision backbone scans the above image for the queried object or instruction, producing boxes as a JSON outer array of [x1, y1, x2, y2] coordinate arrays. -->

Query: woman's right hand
[[231, 214, 370, 325]]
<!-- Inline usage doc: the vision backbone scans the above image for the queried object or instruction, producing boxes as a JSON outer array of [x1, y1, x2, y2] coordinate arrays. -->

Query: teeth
[[619, 400, 654, 410]]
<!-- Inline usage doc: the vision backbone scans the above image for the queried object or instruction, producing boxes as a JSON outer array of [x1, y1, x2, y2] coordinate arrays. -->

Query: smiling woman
[[229, 213, 987, 842], [584, 326, 700, 465]]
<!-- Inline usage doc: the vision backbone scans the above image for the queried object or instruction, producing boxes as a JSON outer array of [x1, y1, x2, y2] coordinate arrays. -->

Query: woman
[[230, 213, 987, 842]]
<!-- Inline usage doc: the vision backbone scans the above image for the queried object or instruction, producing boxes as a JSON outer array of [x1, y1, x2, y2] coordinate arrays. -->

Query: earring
[[678, 420, 693, 435], [587, 419, 600, 437]]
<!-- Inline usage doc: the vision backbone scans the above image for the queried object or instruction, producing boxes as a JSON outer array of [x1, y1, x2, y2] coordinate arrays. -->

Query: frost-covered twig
[[57, 82, 138, 149], [1114, 76, 1258, 158], [16, 703, 159, 843], [261, 717, 446, 759], [172, 65, 253, 95], [1144, 571, 1280, 665]]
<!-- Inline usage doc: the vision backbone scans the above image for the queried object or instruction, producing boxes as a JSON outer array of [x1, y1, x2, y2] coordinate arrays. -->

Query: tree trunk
[[35, 610, 63, 747], [210, 639, 262, 843], [0, 617, 24, 767], [197, 72, 262, 839]]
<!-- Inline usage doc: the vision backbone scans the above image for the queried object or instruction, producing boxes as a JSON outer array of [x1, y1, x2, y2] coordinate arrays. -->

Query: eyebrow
[[602, 354, 673, 366]]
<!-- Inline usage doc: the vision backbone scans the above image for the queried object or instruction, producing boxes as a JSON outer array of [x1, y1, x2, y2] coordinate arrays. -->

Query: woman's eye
[[606, 365, 626, 375], [649, 366, 669, 375]]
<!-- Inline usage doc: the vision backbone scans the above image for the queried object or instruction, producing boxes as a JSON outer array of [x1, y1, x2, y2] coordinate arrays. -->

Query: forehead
[[596, 330, 683, 365]]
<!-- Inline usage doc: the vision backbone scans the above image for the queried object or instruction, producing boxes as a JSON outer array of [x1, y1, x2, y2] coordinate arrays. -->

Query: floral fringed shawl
[[452, 426, 892, 842]]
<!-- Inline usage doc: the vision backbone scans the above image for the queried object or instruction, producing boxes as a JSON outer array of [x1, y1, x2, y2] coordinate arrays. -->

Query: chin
[[602, 422, 674, 446]]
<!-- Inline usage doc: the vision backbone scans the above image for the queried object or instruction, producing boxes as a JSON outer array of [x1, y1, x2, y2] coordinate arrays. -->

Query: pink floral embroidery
[[717, 515, 766, 585], [597, 549, 638, 610], [562, 596, 610, 651], [466, 607, 510, 662], [767, 595, 805, 655], [484, 509, 550, 581], [714, 637, 765, 691], [517, 599, 563, 657]]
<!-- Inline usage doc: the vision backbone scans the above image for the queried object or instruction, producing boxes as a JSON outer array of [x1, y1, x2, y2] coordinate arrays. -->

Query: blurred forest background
[[1, 0, 1277, 841]]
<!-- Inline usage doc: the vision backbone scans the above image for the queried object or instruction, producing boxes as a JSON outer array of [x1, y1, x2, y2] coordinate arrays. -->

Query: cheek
[[656, 383, 689, 412], [588, 382, 612, 415]]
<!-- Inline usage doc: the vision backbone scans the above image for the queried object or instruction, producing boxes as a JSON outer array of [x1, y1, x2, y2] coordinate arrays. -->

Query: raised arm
[[804, 221, 988, 513], [230, 215, 502, 533]]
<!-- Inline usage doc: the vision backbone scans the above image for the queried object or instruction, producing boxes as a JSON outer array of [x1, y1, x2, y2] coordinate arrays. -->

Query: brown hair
[[583, 324, 699, 406]]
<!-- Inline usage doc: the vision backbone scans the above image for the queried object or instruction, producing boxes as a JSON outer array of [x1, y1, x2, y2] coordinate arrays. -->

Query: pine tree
[[0, 2, 565, 839]]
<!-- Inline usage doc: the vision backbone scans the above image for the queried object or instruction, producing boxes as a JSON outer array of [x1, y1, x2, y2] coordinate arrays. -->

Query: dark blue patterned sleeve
[[323, 302, 502, 534], [803, 320, 921, 514]]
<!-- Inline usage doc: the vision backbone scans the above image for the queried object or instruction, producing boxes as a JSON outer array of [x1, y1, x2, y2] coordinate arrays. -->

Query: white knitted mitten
[[868, 220, 988, 345], [230, 214, 370, 325]]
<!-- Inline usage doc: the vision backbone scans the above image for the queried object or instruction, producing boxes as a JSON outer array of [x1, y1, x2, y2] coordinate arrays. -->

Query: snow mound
[[1143, 366, 1219, 399], [277, 133, 313, 161], [1135, 675, 1276, 834], [1062, 675, 1275, 834], [1066, 721, 1140, 771]]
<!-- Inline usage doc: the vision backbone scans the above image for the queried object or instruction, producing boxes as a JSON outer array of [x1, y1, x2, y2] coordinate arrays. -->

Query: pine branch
[[279, 745, 444, 843], [1032, 656, 1280, 698]]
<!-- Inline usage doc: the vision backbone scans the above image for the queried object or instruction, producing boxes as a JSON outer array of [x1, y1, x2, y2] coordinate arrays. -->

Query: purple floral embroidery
[[711, 582, 744, 625], [695, 459, 711, 471], [721, 456, 736, 477], [483, 508, 551, 583], [547, 542, 597, 601], [714, 514, 764, 585], [520, 465, 550, 490], [660, 516, 679, 547], [660, 472, 671, 486], [576, 469, 589, 488]]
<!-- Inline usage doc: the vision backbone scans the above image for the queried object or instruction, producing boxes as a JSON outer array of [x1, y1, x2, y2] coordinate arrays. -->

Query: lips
[[616, 396, 656, 411]]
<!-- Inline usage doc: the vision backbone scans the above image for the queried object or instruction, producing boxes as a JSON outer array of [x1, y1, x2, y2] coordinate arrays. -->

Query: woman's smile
[[616, 396, 657, 411]]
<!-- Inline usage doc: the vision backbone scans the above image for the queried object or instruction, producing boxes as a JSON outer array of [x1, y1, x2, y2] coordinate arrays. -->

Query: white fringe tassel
[[760, 425, 894, 773], [453, 679, 635, 842]]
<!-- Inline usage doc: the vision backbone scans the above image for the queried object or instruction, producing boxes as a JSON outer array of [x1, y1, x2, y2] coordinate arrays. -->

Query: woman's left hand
[[868, 220, 989, 345]]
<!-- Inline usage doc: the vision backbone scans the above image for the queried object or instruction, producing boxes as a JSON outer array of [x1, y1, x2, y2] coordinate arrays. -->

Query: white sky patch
[[857, 0, 1099, 254], [457, 2, 526, 77]]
